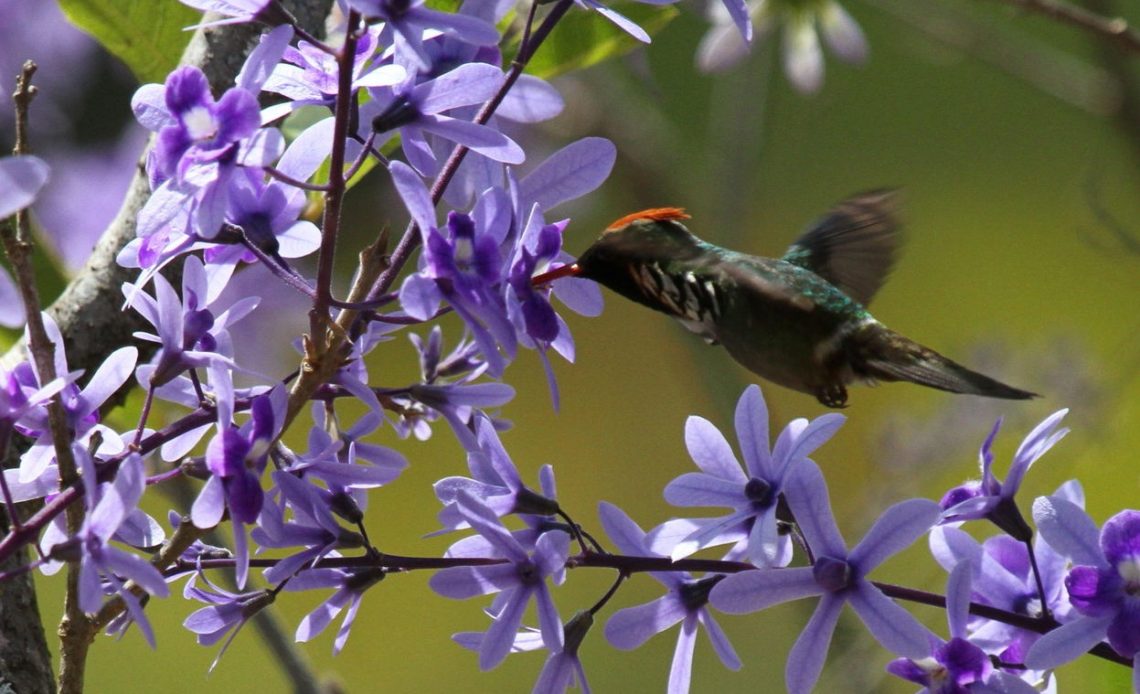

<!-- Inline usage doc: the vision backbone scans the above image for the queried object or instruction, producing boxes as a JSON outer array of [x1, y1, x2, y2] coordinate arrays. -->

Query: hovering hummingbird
[[536, 190, 1035, 408]]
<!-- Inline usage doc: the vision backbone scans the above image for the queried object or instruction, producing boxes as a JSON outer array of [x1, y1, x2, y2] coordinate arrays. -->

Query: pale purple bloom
[[289, 566, 385, 654], [130, 28, 289, 245], [430, 491, 569, 670], [252, 471, 366, 585], [600, 502, 741, 693], [346, 0, 500, 70], [696, 0, 867, 94], [395, 167, 517, 375], [0, 154, 50, 327], [1026, 500, 1140, 679], [0, 365, 70, 501], [42, 451, 169, 647], [434, 415, 559, 536], [367, 63, 524, 176], [711, 462, 938, 694], [533, 611, 593, 694], [284, 406, 407, 514], [16, 314, 136, 484], [660, 384, 845, 566], [886, 560, 1039, 694], [930, 480, 1081, 671], [454, 612, 594, 693], [183, 570, 274, 669], [261, 26, 405, 121], [125, 255, 258, 387], [940, 410, 1069, 541]]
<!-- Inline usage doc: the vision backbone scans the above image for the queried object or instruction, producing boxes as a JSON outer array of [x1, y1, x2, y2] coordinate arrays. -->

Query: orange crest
[[605, 207, 690, 232]]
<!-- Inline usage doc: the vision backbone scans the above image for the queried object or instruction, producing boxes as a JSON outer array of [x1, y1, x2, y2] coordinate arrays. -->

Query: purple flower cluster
[[4, 3, 1136, 694]]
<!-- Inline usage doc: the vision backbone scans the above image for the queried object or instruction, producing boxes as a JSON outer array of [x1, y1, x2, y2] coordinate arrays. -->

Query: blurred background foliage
[[4, 0, 1139, 691]]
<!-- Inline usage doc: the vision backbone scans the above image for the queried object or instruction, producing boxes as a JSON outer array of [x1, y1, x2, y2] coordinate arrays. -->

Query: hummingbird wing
[[781, 189, 903, 307]]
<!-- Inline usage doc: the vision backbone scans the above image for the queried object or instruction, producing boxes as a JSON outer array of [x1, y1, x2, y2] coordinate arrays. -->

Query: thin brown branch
[[989, 0, 1140, 53]]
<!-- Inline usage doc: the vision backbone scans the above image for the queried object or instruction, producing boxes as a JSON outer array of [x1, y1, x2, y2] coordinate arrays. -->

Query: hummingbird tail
[[854, 328, 1037, 400]]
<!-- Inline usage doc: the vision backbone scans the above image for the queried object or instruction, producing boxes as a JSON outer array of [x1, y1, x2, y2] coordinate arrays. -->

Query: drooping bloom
[[711, 461, 938, 694], [659, 384, 845, 566], [696, 0, 868, 94], [429, 491, 569, 670], [940, 410, 1069, 541], [42, 451, 170, 647], [183, 570, 275, 669], [288, 566, 386, 654], [433, 415, 560, 536], [600, 502, 741, 693]]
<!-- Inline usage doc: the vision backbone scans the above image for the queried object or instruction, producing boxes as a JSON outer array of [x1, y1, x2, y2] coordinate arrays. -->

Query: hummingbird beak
[[531, 263, 581, 286]]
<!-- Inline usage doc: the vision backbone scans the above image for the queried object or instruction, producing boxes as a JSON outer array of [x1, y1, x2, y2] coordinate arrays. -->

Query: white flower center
[[184, 105, 218, 142]]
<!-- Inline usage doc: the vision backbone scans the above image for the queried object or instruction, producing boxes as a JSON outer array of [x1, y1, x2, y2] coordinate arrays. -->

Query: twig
[[0, 61, 93, 694], [988, 0, 1140, 53]]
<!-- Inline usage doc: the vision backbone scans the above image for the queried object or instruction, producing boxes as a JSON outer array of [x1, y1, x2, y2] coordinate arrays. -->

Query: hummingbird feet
[[815, 384, 848, 409]]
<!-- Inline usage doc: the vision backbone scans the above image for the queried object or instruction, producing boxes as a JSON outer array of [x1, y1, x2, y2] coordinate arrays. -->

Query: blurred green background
[[17, 0, 1140, 691]]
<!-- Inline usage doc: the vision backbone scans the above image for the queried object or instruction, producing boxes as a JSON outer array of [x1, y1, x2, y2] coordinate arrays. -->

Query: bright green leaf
[[58, 0, 199, 85]]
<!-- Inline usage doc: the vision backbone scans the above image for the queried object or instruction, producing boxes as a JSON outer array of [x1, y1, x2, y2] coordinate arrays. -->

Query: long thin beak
[[531, 263, 581, 286]]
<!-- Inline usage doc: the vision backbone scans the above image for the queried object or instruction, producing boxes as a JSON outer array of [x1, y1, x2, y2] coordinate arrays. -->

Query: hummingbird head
[[577, 207, 706, 277], [529, 208, 701, 287]]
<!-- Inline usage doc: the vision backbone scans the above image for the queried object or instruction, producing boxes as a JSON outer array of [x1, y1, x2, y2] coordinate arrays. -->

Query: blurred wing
[[781, 189, 903, 306]]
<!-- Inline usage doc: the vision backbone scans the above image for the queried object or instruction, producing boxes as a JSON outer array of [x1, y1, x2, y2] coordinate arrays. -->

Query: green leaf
[[58, 0, 199, 85], [512, 4, 679, 80]]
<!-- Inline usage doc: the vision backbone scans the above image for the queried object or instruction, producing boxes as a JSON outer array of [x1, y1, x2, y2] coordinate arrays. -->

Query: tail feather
[[854, 327, 1036, 400]]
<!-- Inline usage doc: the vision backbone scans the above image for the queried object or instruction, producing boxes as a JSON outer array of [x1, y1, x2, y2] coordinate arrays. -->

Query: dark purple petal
[[227, 469, 264, 524], [1100, 510, 1140, 568], [1066, 566, 1122, 617]]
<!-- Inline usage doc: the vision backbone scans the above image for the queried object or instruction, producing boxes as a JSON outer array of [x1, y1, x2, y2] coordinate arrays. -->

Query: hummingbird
[[535, 190, 1035, 408]]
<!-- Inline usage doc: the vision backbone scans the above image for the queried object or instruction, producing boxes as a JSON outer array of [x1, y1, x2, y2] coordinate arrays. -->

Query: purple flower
[[367, 63, 524, 176], [252, 471, 365, 584], [262, 26, 405, 120], [886, 560, 1039, 693], [696, 0, 867, 94], [659, 384, 845, 566], [125, 255, 258, 387], [454, 611, 594, 693], [711, 461, 938, 694], [16, 313, 136, 485], [429, 491, 569, 670], [191, 385, 287, 586], [1026, 500, 1140, 675], [599, 502, 741, 693], [284, 407, 407, 515], [434, 416, 559, 535], [930, 480, 1081, 671], [183, 570, 275, 669], [130, 27, 290, 244], [289, 566, 386, 654], [345, 0, 500, 70], [940, 410, 1069, 541], [42, 451, 170, 647], [533, 610, 594, 694], [179, 0, 277, 27]]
